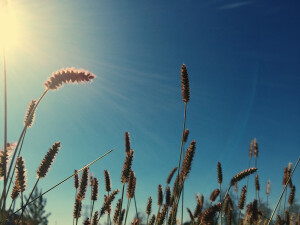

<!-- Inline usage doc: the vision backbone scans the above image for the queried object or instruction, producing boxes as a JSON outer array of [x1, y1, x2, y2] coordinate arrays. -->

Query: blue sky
[[0, 0, 300, 224]]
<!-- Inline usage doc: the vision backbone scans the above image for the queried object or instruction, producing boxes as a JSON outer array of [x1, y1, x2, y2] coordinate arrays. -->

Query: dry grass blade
[[36, 142, 61, 178], [44, 67, 96, 90], [230, 167, 257, 186]]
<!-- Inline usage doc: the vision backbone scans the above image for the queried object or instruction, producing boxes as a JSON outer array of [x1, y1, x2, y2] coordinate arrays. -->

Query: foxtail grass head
[[16, 156, 27, 192], [121, 149, 134, 183], [238, 186, 247, 210], [36, 142, 61, 178], [165, 186, 171, 207], [91, 177, 99, 201], [77, 167, 89, 201], [209, 189, 220, 203], [44, 68, 95, 90], [92, 211, 99, 225], [183, 129, 189, 143], [231, 167, 257, 186], [255, 174, 260, 191], [113, 199, 121, 224], [24, 99, 36, 128], [11, 181, 20, 200], [100, 189, 119, 217], [74, 170, 79, 189], [127, 171, 136, 199], [125, 131, 131, 154], [73, 198, 82, 219], [166, 167, 177, 185], [181, 64, 190, 103], [83, 218, 91, 225], [217, 162, 222, 184], [104, 169, 112, 192], [158, 184, 163, 206], [180, 140, 196, 181], [146, 196, 152, 215]]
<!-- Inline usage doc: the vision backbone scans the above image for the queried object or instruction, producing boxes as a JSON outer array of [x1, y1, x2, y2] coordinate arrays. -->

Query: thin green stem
[[118, 183, 125, 225], [124, 198, 131, 225], [2, 46, 8, 215], [267, 157, 300, 225], [133, 194, 138, 220], [17, 178, 40, 224]]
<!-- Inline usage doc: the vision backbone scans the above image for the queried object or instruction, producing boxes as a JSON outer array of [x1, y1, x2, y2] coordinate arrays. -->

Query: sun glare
[[0, 0, 21, 50]]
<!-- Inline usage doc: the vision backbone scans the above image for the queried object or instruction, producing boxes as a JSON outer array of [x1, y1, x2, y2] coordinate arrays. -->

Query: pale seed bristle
[[44, 68, 96, 90]]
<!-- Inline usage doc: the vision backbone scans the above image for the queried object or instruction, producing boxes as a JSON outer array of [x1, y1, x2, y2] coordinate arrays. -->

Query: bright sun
[[0, 0, 21, 50]]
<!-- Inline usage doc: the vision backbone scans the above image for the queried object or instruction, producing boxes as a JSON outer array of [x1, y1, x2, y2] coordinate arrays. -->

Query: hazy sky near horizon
[[0, 0, 300, 224]]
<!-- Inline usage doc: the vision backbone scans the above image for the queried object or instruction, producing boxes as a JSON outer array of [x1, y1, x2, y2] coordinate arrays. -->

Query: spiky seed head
[[249, 140, 253, 158], [183, 129, 189, 143], [73, 198, 82, 219], [100, 189, 120, 217], [244, 202, 253, 225], [288, 185, 296, 206], [149, 214, 156, 225], [119, 209, 125, 225], [180, 140, 196, 181], [238, 186, 247, 210], [76, 167, 89, 201], [113, 199, 121, 224], [104, 169, 112, 192], [168, 205, 177, 225], [91, 178, 99, 201], [227, 210, 233, 225], [146, 197, 152, 215], [253, 138, 258, 158], [223, 195, 232, 214], [83, 218, 91, 225], [276, 215, 281, 225], [209, 189, 220, 203], [156, 205, 167, 225], [16, 156, 27, 192], [92, 211, 99, 225], [255, 174, 260, 191], [74, 170, 79, 189], [37, 142, 61, 178], [166, 167, 177, 184], [127, 171, 136, 199], [217, 162, 223, 184], [285, 211, 290, 225], [283, 167, 288, 186], [44, 68, 96, 90], [125, 132, 131, 154], [266, 180, 271, 195], [230, 167, 257, 186], [24, 99, 36, 128], [187, 208, 194, 222], [121, 149, 134, 183], [194, 194, 203, 218], [158, 184, 163, 206], [181, 64, 190, 103], [11, 181, 20, 200], [252, 200, 258, 221], [165, 186, 171, 207], [201, 202, 222, 225]]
